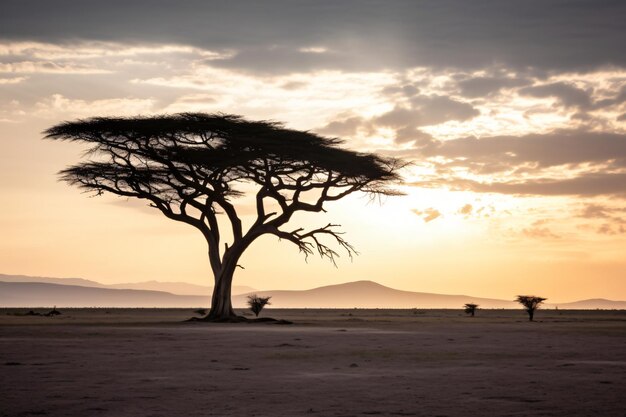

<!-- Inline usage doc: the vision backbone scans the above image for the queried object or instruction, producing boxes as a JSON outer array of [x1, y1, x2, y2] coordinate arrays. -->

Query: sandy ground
[[1, 308, 625, 417]]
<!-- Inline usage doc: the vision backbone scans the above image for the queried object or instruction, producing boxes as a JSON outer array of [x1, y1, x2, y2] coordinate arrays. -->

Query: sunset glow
[[1, 2, 625, 303]]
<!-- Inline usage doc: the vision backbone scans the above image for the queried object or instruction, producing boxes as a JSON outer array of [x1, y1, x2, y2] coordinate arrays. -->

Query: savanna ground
[[1, 308, 625, 417]]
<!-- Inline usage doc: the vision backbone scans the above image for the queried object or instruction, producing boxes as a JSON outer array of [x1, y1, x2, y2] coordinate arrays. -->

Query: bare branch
[[267, 223, 357, 267]]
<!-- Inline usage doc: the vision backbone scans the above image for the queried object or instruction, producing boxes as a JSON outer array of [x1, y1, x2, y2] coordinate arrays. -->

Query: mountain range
[[1, 274, 625, 309], [0, 273, 254, 296]]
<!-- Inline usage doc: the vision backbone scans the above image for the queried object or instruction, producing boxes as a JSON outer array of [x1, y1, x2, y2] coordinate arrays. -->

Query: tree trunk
[[528, 309, 534, 322], [206, 271, 236, 320], [204, 241, 250, 321]]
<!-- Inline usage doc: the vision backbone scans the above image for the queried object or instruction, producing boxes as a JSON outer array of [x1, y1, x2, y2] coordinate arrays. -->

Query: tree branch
[[267, 223, 357, 266]]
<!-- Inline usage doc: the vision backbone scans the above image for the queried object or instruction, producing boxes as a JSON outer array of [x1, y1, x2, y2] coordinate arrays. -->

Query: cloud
[[594, 85, 626, 109], [394, 127, 436, 145], [317, 90, 480, 145], [411, 95, 480, 125], [372, 94, 479, 143], [458, 204, 473, 216], [210, 46, 352, 74], [579, 204, 613, 219], [410, 172, 626, 198], [577, 203, 626, 220], [381, 83, 420, 98], [597, 223, 626, 235], [412, 208, 442, 223], [281, 81, 308, 90], [311, 67, 625, 150], [419, 130, 626, 173], [0, 41, 227, 60], [519, 82, 593, 110], [317, 115, 367, 137], [0, 61, 110, 74], [141, 68, 395, 130], [0, 76, 26, 84], [457, 76, 529, 98], [577, 203, 626, 235], [1, 1, 624, 74], [522, 225, 560, 239], [375, 107, 416, 129]]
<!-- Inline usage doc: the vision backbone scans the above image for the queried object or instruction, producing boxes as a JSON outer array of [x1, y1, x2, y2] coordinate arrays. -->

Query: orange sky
[[1, 2, 625, 302]]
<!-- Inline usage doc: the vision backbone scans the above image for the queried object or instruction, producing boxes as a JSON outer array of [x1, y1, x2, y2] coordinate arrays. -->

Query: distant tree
[[45, 113, 403, 321], [247, 294, 272, 317], [515, 295, 547, 321], [463, 303, 478, 317]]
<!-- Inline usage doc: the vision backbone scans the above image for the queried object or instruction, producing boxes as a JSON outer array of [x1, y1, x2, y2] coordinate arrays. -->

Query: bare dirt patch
[[1, 308, 625, 416]]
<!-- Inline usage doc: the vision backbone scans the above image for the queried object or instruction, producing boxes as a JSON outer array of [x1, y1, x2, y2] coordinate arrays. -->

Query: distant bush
[[45, 306, 61, 317], [463, 303, 478, 317], [247, 294, 272, 317]]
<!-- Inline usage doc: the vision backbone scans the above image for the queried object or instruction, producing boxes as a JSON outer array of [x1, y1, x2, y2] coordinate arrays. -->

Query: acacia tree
[[515, 295, 547, 322], [463, 303, 478, 317], [45, 113, 403, 321]]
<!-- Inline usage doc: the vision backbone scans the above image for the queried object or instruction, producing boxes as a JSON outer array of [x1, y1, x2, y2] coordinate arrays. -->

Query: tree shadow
[[184, 315, 292, 325]]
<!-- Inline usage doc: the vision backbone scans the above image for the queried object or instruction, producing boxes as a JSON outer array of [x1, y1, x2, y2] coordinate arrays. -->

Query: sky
[[1, 0, 625, 302]]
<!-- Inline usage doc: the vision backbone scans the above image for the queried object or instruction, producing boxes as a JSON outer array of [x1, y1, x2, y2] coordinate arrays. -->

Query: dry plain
[[1, 308, 625, 417]]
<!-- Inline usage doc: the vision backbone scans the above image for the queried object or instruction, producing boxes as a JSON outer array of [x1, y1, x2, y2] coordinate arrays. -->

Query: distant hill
[[0, 282, 206, 308], [552, 298, 626, 310], [233, 280, 518, 309], [2, 280, 515, 309], [107, 280, 256, 296], [0, 273, 107, 288], [0, 274, 254, 296], [1, 275, 624, 309]]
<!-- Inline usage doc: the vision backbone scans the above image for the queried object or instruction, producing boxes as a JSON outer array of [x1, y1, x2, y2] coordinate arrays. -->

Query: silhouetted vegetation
[[464, 303, 478, 317], [247, 294, 271, 317], [45, 306, 62, 316], [45, 113, 404, 321], [25, 310, 41, 316], [516, 295, 546, 321], [20, 307, 61, 317]]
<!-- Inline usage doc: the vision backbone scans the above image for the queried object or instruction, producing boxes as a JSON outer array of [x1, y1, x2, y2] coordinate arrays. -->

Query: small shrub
[[247, 294, 272, 317]]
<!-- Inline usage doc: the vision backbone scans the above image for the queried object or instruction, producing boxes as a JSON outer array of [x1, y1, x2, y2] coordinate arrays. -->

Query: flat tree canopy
[[516, 295, 547, 322], [463, 303, 478, 316], [45, 113, 404, 320]]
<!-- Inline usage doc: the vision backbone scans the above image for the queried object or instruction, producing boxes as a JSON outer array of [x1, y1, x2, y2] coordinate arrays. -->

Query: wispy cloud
[[0, 61, 111, 74], [0, 41, 231, 61], [409, 172, 626, 199], [0, 76, 26, 84]]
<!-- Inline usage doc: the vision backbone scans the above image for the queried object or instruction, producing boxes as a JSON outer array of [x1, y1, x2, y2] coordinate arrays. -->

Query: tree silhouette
[[515, 295, 546, 322], [463, 303, 478, 317], [45, 113, 403, 321], [247, 294, 271, 317]]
